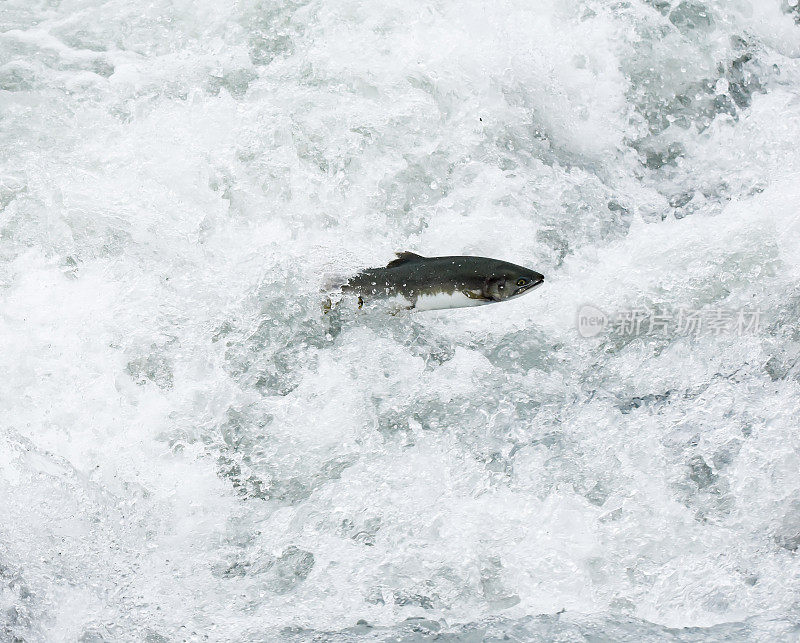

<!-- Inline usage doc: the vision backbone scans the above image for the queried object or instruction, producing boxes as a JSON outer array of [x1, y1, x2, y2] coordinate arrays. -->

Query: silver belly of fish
[[414, 290, 488, 311]]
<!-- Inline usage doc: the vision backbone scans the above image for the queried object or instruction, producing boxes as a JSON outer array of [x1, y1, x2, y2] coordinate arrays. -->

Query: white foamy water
[[2, 0, 800, 640]]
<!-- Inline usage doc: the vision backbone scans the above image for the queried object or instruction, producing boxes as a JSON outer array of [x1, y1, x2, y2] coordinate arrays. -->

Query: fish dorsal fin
[[385, 251, 425, 268]]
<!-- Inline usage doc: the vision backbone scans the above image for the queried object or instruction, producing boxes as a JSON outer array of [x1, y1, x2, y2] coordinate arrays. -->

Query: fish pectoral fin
[[464, 289, 488, 301]]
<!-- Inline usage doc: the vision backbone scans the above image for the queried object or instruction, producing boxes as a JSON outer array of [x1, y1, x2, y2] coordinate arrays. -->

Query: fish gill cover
[[1, 0, 800, 640]]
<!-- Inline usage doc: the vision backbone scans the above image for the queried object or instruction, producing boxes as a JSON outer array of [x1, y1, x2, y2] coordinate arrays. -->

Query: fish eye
[[517, 278, 527, 286]]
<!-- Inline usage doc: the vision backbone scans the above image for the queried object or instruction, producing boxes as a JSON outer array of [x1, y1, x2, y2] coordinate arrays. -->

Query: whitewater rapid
[[1, 0, 800, 640]]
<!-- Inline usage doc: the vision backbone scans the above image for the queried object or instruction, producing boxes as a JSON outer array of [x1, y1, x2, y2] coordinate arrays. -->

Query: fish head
[[483, 265, 545, 302]]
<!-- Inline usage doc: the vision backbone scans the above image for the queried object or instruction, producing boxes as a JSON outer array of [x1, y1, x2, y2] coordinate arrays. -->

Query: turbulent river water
[[2, 0, 800, 640]]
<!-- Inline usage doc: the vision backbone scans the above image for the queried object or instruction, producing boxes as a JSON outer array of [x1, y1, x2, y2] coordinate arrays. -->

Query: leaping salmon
[[328, 252, 544, 313]]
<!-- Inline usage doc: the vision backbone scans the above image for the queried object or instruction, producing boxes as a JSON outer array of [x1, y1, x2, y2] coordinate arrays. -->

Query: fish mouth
[[513, 277, 544, 297]]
